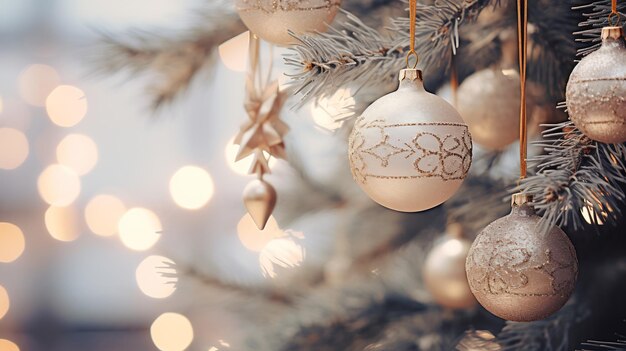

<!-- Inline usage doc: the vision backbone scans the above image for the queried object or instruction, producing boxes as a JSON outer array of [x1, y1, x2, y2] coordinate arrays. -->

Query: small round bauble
[[566, 26, 626, 144], [348, 69, 472, 212], [457, 67, 535, 151], [423, 224, 476, 309], [235, 0, 341, 46], [465, 194, 578, 322]]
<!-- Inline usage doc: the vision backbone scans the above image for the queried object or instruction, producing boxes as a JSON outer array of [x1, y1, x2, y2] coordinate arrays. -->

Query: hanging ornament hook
[[406, 0, 420, 69], [608, 0, 622, 26]]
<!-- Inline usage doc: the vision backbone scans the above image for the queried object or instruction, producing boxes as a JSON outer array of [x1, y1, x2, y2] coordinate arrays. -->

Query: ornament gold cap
[[446, 222, 464, 239], [601, 26, 624, 40], [399, 68, 423, 82], [511, 192, 532, 207]]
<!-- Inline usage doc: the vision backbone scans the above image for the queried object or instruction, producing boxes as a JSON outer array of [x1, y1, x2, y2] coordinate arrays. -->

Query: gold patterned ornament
[[348, 69, 472, 212], [566, 26, 626, 144], [465, 194, 578, 322], [235, 0, 341, 45], [423, 223, 476, 309]]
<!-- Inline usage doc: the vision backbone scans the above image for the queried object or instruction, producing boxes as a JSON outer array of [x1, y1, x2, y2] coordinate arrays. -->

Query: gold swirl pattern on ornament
[[348, 117, 472, 183], [237, 0, 341, 13], [466, 239, 578, 297]]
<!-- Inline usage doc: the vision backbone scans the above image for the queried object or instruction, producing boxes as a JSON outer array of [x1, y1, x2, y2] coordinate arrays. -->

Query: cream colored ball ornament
[[423, 223, 476, 309], [465, 194, 578, 322], [348, 69, 472, 212], [235, 0, 341, 46], [457, 67, 530, 150], [566, 26, 626, 144]]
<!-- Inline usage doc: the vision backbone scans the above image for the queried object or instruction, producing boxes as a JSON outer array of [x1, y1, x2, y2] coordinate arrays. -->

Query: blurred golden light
[[37, 164, 81, 206], [45, 85, 88, 127], [218, 31, 250, 72], [136, 255, 177, 299], [441, 239, 464, 257], [259, 233, 305, 279], [151, 312, 194, 351], [0, 285, 9, 319], [581, 201, 608, 225], [56, 134, 98, 175], [0, 128, 29, 170], [118, 208, 161, 251], [237, 214, 281, 252], [224, 138, 277, 176], [0, 222, 26, 263], [18, 64, 61, 106], [169, 166, 214, 210], [310, 88, 355, 131], [0, 339, 19, 351], [45, 205, 81, 242], [84, 194, 126, 237]]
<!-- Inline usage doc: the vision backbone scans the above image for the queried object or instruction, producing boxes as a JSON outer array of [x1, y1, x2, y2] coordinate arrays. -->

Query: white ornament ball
[[423, 224, 476, 309], [348, 69, 472, 212], [457, 67, 535, 151], [235, 0, 341, 46], [566, 26, 626, 144]]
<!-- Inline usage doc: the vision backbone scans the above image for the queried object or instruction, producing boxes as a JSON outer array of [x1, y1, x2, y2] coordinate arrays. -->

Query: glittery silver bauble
[[235, 0, 341, 45], [348, 69, 472, 212], [566, 26, 626, 144], [457, 67, 537, 151], [423, 224, 476, 309], [465, 194, 578, 322]]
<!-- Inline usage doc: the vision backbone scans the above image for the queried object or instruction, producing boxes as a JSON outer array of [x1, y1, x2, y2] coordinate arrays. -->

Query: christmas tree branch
[[574, 0, 626, 56], [90, 6, 246, 109]]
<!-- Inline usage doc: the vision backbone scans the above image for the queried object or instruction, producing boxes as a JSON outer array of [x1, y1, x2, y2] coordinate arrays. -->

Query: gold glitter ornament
[[235, 0, 341, 46], [423, 223, 476, 309], [566, 26, 626, 144], [348, 69, 472, 212], [465, 194, 578, 322]]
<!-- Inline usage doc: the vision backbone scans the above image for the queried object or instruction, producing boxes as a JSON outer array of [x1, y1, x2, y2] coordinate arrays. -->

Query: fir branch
[[287, 0, 495, 106], [518, 121, 626, 231], [574, 0, 626, 57], [91, 6, 245, 110]]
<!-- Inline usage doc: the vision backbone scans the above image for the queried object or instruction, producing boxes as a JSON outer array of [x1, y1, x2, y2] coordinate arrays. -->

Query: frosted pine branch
[[574, 0, 626, 56]]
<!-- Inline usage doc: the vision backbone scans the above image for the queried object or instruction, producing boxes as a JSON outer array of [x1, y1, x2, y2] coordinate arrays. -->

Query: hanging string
[[517, 0, 528, 179], [608, 0, 620, 26], [406, 0, 419, 69], [450, 50, 459, 107]]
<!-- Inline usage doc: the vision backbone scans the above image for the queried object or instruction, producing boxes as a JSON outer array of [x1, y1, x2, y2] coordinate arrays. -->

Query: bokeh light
[[224, 138, 277, 176], [136, 255, 177, 299], [18, 64, 60, 106], [0, 339, 19, 351], [259, 232, 305, 279], [0, 128, 29, 170], [0, 285, 9, 319], [237, 214, 281, 252], [45, 205, 81, 242], [118, 208, 161, 251], [151, 312, 194, 351], [218, 31, 249, 72], [310, 88, 355, 131], [581, 201, 608, 225], [56, 134, 98, 175], [46, 85, 88, 127], [37, 164, 81, 206], [84, 194, 126, 237], [169, 166, 214, 210], [0, 222, 26, 263]]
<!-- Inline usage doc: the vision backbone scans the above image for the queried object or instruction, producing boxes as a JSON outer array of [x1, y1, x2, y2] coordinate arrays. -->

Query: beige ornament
[[465, 194, 578, 322], [348, 69, 472, 212], [566, 26, 626, 144], [457, 67, 533, 150], [423, 223, 476, 309], [243, 178, 277, 230], [235, 0, 341, 46]]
